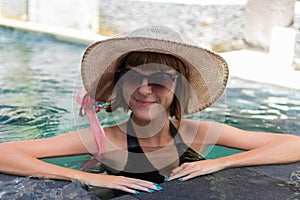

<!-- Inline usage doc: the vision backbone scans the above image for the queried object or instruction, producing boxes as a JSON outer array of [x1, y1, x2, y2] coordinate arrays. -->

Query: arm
[[0, 131, 160, 194], [215, 123, 300, 166], [0, 130, 91, 177], [169, 122, 300, 181]]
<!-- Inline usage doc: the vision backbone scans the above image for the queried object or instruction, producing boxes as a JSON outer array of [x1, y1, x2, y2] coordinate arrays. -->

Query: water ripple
[[0, 104, 70, 141]]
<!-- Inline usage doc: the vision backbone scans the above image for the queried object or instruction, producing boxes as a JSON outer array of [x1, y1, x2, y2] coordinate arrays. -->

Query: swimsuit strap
[[169, 122, 205, 163], [126, 119, 142, 151], [169, 121, 193, 160]]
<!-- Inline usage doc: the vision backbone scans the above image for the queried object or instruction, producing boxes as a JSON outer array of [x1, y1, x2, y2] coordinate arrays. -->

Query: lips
[[133, 98, 157, 107]]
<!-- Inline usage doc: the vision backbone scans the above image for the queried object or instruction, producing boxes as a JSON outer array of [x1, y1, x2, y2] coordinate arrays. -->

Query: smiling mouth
[[134, 98, 157, 107]]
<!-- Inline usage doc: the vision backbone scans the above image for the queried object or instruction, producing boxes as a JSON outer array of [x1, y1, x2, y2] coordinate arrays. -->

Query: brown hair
[[102, 51, 191, 121]]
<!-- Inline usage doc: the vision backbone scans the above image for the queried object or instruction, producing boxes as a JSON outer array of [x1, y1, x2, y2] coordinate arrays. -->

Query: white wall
[[28, 0, 99, 31], [244, 0, 296, 49]]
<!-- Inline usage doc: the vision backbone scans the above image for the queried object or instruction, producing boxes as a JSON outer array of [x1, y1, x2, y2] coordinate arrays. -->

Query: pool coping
[[1, 162, 299, 199], [0, 17, 107, 45], [116, 162, 300, 200], [220, 50, 300, 91]]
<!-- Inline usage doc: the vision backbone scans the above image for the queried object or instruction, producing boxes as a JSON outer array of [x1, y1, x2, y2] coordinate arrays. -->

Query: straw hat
[[81, 26, 229, 114]]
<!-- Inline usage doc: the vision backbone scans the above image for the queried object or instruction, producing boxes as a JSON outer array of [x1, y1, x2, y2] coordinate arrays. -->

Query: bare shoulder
[[104, 122, 127, 149], [173, 119, 217, 135], [173, 119, 227, 150], [171, 119, 210, 150]]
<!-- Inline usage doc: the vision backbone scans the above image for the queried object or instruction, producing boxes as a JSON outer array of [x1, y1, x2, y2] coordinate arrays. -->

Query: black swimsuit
[[103, 119, 205, 183]]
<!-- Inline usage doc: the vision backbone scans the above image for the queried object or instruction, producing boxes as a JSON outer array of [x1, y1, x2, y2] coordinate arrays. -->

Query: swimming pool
[[1, 26, 300, 169]]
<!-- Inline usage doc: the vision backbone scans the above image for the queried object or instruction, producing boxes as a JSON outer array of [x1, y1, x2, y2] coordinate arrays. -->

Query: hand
[[83, 173, 162, 194], [168, 159, 226, 182]]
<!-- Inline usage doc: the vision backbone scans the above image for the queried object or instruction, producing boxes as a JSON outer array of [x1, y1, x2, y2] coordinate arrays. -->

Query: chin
[[131, 105, 168, 122]]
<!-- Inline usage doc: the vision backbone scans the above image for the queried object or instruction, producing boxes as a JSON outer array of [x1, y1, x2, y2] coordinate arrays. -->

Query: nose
[[137, 78, 152, 95]]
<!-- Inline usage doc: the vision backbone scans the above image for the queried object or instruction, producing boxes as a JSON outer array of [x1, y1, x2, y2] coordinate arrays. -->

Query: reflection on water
[[0, 27, 86, 140], [223, 78, 300, 134], [0, 26, 300, 158]]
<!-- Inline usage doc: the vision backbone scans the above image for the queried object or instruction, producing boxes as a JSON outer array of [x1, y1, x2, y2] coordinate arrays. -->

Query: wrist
[[216, 156, 234, 169], [66, 169, 90, 185]]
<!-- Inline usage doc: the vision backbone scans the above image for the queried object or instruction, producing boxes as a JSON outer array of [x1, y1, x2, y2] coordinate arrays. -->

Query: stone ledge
[[1, 162, 299, 199], [116, 162, 300, 200], [0, 174, 99, 200]]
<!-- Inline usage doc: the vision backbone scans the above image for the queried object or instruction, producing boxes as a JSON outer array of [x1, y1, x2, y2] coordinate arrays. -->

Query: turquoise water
[[1, 27, 300, 169]]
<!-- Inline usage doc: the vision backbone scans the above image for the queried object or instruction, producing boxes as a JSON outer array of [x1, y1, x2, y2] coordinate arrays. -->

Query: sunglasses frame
[[116, 68, 179, 90]]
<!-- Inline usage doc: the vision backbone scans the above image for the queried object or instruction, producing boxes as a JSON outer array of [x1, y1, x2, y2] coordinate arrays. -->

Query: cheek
[[122, 88, 135, 106], [161, 93, 175, 108], [124, 90, 137, 110], [122, 90, 130, 103]]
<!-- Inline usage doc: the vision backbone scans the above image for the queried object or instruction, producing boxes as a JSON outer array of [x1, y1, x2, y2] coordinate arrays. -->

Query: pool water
[[1, 27, 300, 169]]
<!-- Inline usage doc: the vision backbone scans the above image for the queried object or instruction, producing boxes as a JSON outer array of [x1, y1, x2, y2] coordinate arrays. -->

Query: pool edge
[[0, 17, 107, 45]]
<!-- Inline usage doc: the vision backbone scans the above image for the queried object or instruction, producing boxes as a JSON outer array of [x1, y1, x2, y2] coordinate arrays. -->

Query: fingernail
[[164, 177, 170, 182], [135, 191, 141, 195], [155, 185, 163, 190], [178, 178, 184, 182], [148, 189, 155, 193], [153, 183, 163, 190]]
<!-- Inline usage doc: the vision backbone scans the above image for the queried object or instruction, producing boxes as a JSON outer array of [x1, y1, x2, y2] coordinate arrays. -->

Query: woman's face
[[118, 64, 178, 123]]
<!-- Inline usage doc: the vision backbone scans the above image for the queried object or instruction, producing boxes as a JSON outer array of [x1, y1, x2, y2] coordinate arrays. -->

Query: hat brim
[[81, 36, 229, 114]]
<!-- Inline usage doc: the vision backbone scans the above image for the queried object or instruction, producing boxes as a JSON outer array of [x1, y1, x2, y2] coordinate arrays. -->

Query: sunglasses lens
[[117, 69, 176, 93], [121, 70, 141, 87], [148, 73, 173, 91]]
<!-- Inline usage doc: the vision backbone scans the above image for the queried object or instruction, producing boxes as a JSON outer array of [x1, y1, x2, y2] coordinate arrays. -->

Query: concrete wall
[[28, 0, 99, 32], [0, 0, 99, 31], [0, 0, 28, 20], [0, 0, 298, 50], [97, 0, 246, 48], [0, 0, 246, 49]]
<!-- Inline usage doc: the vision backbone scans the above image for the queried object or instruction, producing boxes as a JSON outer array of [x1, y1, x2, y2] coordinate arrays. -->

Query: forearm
[[0, 146, 86, 183], [218, 134, 300, 169]]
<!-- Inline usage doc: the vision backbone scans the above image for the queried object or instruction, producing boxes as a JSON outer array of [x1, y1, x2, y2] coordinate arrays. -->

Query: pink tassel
[[76, 89, 106, 170]]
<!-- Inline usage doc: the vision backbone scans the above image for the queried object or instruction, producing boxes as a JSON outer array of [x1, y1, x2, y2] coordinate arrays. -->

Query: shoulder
[[104, 122, 127, 139], [173, 119, 225, 147], [104, 122, 127, 149], [170, 119, 215, 153], [171, 118, 208, 143], [173, 118, 217, 134]]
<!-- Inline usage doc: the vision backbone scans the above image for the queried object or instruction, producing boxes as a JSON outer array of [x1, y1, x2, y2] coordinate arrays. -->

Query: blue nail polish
[[148, 189, 155, 193], [164, 177, 170, 182], [155, 185, 163, 190], [135, 191, 140, 195], [178, 178, 184, 182]]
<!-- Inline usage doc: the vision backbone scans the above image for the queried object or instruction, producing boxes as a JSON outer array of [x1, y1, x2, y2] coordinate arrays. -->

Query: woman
[[0, 26, 299, 198]]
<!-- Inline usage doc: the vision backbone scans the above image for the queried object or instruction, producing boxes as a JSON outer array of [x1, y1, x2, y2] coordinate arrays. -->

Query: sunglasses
[[116, 68, 178, 93]]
